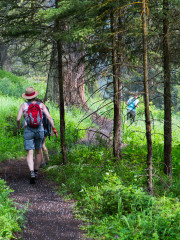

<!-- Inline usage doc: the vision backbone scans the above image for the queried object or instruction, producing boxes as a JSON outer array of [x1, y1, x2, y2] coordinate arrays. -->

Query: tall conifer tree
[[163, 0, 172, 178], [142, 0, 153, 195]]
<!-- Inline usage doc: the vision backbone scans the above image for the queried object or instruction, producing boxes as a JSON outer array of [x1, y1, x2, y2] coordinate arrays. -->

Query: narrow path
[[0, 158, 90, 240]]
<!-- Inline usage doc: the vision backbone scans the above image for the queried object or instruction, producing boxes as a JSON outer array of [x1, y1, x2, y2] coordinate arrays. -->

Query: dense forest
[[0, 0, 179, 239]]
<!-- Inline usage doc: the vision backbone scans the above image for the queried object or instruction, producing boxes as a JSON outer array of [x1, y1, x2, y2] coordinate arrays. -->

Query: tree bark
[[44, 42, 86, 107], [163, 0, 172, 178], [0, 41, 10, 71], [142, 0, 153, 195], [63, 43, 86, 106], [56, 0, 67, 165], [57, 39, 67, 164], [44, 43, 59, 103], [117, 3, 123, 159], [110, 10, 121, 160]]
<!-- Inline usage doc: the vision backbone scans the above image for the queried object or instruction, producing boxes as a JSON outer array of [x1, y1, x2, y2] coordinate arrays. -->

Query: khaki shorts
[[23, 127, 44, 150]]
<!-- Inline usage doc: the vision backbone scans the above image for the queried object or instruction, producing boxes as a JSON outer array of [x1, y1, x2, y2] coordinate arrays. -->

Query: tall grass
[[0, 96, 25, 160]]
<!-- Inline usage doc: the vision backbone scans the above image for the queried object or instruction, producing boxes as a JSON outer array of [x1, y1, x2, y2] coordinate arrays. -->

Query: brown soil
[[0, 158, 92, 240]]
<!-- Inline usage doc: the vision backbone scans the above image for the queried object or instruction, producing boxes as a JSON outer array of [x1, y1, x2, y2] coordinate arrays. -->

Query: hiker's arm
[[135, 100, 139, 108], [42, 104, 58, 137], [17, 104, 23, 130]]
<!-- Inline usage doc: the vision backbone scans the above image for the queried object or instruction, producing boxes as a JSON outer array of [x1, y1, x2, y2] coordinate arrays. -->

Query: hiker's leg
[[127, 112, 130, 121], [34, 149, 42, 170], [24, 128, 35, 171], [40, 148, 45, 163], [128, 111, 132, 122], [27, 150, 36, 184], [34, 130, 44, 168], [132, 111, 136, 122], [26, 149, 34, 171], [24, 129, 36, 183], [42, 137, 49, 162]]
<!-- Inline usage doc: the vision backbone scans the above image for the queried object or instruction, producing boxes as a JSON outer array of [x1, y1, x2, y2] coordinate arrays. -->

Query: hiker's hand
[[52, 127, 58, 138]]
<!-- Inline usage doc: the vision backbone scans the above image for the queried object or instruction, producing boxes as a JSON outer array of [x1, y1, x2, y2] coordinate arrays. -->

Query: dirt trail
[[0, 158, 90, 240], [0, 114, 114, 239]]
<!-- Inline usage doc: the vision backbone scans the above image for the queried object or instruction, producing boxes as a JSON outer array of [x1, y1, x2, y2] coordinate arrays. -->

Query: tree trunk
[[110, 10, 121, 160], [57, 39, 67, 164], [163, 0, 172, 178], [117, 2, 123, 159], [142, 0, 153, 195], [44, 43, 59, 103], [55, 0, 67, 165], [64, 43, 86, 106], [0, 42, 10, 71], [44, 43, 86, 107]]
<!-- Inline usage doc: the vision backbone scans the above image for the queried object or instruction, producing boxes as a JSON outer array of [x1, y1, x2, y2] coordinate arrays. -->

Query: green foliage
[[0, 95, 25, 161], [0, 179, 26, 240], [85, 89, 114, 119], [77, 174, 180, 240], [0, 70, 46, 99], [44, 97, 180, 239], [0, 71, 93, 162], [65, 106, 94, 146], [45, 145, 112, 197], [0, 70, 179, 240]]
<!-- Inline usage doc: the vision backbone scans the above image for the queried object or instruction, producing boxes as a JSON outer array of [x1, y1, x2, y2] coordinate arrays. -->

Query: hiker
[[17, 87, 58, 184], [36, 99, 51, 167], [126, 93, 139, 123]]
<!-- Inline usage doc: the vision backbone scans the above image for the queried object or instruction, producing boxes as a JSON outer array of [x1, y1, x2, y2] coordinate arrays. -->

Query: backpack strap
[[27, 101, 41, 105]]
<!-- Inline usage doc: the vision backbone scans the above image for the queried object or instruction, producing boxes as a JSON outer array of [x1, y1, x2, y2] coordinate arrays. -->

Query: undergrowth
[[0, 179, 27, 240], [44, 92, 180, 239], [1, 70, 180, 240]]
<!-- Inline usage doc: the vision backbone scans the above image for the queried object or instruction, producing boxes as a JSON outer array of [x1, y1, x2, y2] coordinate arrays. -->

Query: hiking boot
[[34, 170, 38, 178], [30, 171, 35, 184]]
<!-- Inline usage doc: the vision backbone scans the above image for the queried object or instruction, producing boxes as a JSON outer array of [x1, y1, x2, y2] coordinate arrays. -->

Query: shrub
[[0, 179, 26, 240], [78, 174, 180, 240]]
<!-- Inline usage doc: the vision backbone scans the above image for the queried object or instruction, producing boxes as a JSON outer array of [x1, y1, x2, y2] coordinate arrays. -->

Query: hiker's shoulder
[[20, 102, 27, 108]]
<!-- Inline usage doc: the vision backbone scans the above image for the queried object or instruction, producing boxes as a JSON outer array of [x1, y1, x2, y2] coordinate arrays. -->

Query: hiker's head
[[134, 93, 138, 98], [22, 87, 39, 100]]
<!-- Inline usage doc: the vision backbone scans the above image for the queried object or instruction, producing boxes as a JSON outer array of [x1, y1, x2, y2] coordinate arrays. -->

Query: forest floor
[[0, 158, 92, 240]]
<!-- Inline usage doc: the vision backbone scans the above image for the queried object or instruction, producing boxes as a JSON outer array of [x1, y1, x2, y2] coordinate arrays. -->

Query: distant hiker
[[17, 87, 58, 184], [126, 93, 139, 123], [36, 99, 51, 167]]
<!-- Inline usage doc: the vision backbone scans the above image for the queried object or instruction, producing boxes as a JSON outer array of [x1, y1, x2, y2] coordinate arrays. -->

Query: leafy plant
[[0, 179, 27, 240]]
